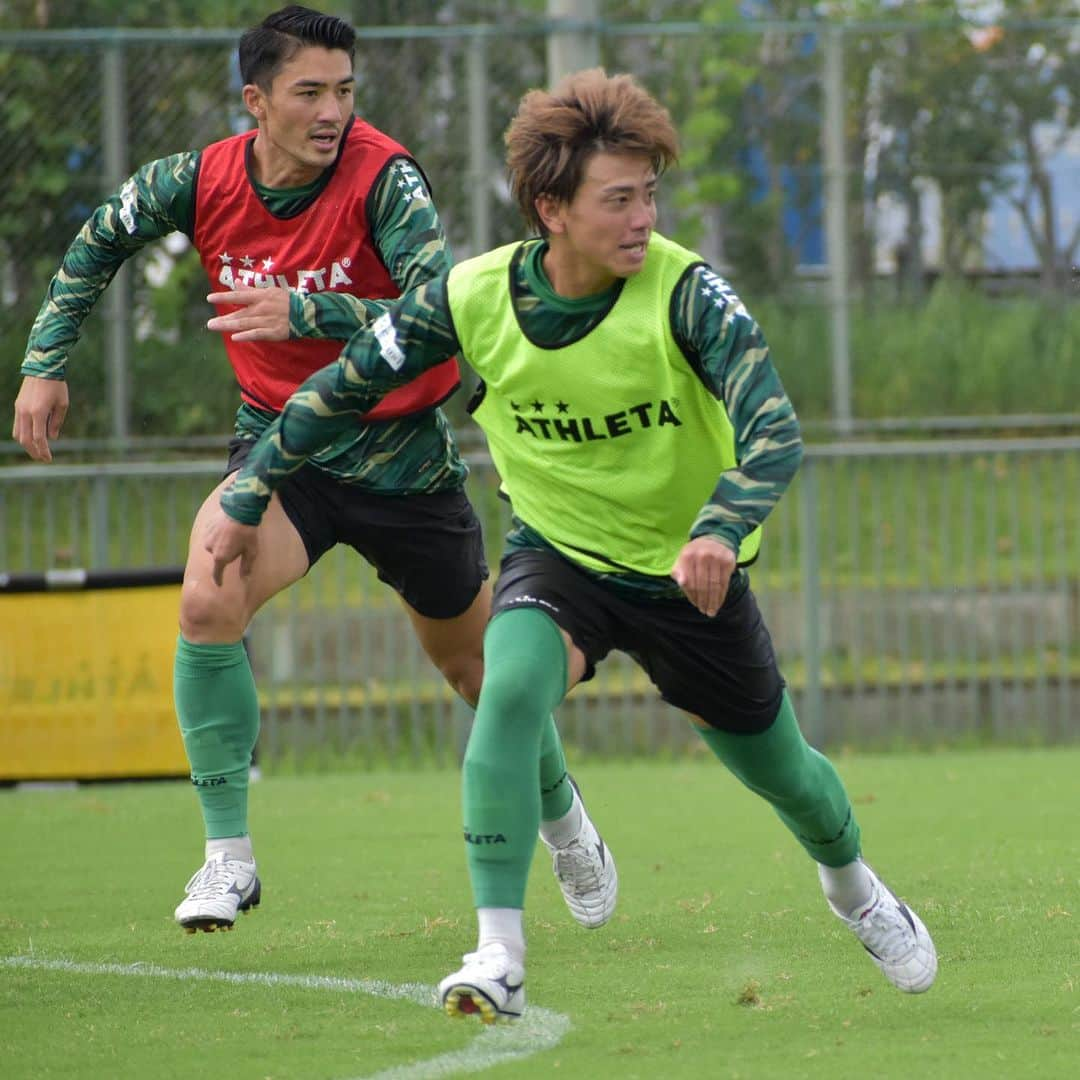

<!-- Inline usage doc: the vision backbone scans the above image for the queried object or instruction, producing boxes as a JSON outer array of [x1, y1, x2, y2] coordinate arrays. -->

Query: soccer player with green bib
[[203, 68, 937, 1018], [11, 6, 611, 941]]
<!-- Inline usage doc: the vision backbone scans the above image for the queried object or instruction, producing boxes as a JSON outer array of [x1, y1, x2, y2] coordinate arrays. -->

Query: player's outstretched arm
[[16, 152, 198, 461], [202, 156, 449, 347], [205, 287, 393, 342], [220, 275, 459, 528], [12, 375, 69, 463]]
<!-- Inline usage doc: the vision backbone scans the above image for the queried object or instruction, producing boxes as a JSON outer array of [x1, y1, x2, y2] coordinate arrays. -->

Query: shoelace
[[183, 857, 243, 900], [858, 899, 916, 960], [553, 840, 602, 894]]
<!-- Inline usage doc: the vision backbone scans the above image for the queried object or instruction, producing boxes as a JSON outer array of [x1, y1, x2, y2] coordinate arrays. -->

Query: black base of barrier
[[0, 566, 184, 592]]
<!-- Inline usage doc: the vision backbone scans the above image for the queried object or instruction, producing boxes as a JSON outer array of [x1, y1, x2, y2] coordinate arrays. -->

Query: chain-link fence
[[3, 12, 1079, 762], [3, 15, 1080, 443], [3, 439, 1079, 760]]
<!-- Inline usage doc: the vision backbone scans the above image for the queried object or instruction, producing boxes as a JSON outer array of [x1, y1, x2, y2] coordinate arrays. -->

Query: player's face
[[245, 46, 355, 186], [538, 151, 658, 298]]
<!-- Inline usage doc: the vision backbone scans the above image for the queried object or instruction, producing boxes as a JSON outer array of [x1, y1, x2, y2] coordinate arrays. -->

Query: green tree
[[847, 0, 1080, 293]]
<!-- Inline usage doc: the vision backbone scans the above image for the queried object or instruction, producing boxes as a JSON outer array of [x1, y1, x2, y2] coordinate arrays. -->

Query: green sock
[[462, 608, 567, 908], [539, 716, 573, 821], [696, 691, 861, 867], [174, 635, 260, 840]]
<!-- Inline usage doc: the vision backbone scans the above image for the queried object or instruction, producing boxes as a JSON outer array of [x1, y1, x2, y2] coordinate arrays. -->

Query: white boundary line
[[2, 955, 571, 1080]]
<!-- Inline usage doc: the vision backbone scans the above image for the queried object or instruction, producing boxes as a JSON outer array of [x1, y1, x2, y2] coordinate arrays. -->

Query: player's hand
[[12, 375, 69, 463], [202, 509, 260, 586], [671, 536, 738, 617], [206, 286, 292, 341]]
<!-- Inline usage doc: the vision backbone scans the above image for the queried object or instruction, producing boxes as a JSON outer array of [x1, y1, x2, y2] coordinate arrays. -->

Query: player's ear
[[535, 193, 565, 236], [242, 84, 265, 121]]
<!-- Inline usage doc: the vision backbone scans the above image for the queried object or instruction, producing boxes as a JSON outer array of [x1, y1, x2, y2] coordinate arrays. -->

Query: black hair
[[238, 5, 356, 90]]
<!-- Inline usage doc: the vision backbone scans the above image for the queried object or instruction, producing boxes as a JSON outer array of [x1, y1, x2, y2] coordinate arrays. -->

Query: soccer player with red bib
[[12, 6, 609, 937]]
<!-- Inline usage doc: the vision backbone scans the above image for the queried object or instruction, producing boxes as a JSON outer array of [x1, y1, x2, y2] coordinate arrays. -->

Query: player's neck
[[249, 134, 325, 189], [540, 243, 619, 300]]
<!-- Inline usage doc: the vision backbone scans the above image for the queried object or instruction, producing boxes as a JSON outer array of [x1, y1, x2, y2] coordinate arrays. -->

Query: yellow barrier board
[[0, 585, 187, 780]]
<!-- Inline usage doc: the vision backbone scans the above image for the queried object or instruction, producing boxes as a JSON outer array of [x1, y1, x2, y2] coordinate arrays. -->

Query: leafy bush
[[755, 280, 1080, 422]]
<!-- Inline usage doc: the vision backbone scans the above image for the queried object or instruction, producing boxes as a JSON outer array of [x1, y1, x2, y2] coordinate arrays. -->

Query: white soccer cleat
[[438, 944, 525, 1023], [827, 863, 937, 993], [174, 850, 261, 933], [541, 777, 618, 929]]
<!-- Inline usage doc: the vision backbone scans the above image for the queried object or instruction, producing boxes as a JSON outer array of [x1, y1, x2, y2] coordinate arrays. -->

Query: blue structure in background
[[741, 140, 825, 267], [737, 1, 1080, 276], [738, 2, 825, 268]]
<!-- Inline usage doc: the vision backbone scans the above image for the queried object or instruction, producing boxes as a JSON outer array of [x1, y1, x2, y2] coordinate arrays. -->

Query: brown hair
[[504, 68, 679, 235]]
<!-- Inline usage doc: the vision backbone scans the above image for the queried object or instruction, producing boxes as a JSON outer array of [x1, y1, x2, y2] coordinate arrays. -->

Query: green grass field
[[2, 751, 1078, 1079]]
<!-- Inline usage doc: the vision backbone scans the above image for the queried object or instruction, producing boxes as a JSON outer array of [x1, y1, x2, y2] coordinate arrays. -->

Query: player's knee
[[436, 650, 484, 707], [178, 579, 247, 642], [474, 662, 539, 719]]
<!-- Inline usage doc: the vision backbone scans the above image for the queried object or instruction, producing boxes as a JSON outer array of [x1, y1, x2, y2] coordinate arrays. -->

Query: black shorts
[[491, 548, 784, 734], [226, 438, 488, 619]]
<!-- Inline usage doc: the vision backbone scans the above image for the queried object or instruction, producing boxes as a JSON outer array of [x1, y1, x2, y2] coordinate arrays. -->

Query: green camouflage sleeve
[[21, 153, 199, 378], [288, 291, 391, 341], [672, 264, 804, 552], [287, 155, 452, 340], [223, 273, 459, 524]]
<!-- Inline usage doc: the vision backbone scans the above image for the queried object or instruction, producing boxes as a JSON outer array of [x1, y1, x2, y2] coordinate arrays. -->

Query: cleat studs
[[179, 920, 242, 934]]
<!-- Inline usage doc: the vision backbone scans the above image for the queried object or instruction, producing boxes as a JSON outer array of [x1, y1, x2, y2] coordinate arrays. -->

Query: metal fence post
[[822, 25, 852, 436], [466, 33, 491, 257], [799, 458, 825, 743], [90, 473, 110, 569], [102, 41, 131, 442], [546, 0, 598, 85]]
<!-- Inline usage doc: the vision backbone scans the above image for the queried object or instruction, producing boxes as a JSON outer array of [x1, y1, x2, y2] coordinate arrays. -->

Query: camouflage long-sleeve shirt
[[21, 140, 465, 494], [223, 237, 803, 592]]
